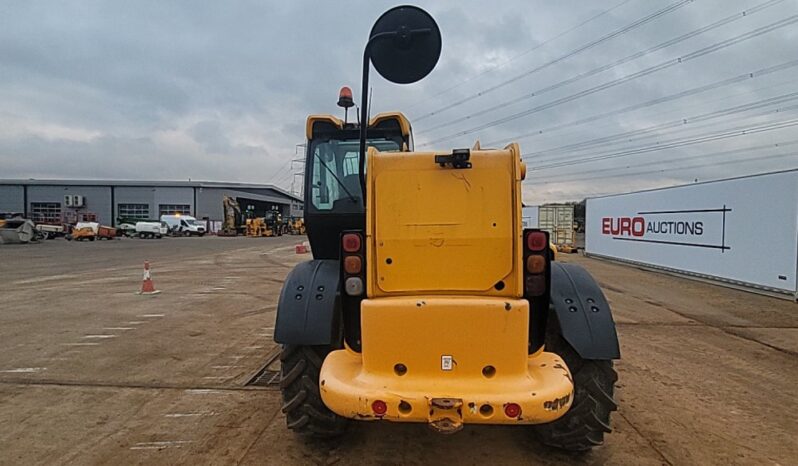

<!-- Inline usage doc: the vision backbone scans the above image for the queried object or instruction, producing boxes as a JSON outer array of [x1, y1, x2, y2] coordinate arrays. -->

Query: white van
[[160, 215, 206, 236], [135, 221, 167, 239]]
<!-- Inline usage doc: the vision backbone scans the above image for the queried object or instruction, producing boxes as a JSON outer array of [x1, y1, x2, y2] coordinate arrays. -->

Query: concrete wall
[[0, 185, 24, 213], [27, 185, 113, 225]]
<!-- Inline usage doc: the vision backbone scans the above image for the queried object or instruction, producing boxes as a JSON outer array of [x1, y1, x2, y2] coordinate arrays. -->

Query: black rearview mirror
[[359, 5, 441, 189], [369, 5, 442, 84]]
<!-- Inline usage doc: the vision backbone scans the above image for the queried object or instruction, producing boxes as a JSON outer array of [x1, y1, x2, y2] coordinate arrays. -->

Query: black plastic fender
[[274, 260, 341, 345], [550, 262, 620, 360]]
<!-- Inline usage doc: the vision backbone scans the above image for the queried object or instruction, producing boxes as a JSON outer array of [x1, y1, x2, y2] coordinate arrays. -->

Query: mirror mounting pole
[[359, 31, 397, 195]]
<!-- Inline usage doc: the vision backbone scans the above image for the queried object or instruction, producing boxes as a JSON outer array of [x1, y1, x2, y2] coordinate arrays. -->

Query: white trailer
[[585, 170, 798, 300]]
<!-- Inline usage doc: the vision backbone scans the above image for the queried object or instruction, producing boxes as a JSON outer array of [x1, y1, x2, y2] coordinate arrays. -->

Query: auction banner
[[586, 170, 798, 294]]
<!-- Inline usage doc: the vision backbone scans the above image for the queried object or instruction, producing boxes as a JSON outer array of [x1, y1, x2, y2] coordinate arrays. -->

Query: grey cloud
[[0, 0, 796, 203]]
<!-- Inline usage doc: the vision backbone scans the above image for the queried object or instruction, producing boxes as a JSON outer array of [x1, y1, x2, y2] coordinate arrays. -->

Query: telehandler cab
[[274, 5, 619, 451]]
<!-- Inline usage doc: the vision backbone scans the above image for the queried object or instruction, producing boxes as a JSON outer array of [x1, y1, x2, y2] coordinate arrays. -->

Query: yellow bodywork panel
[[319, 297, 574, 426], [305, 112, 412, 139], [319, 141, 571, 428], [365, 144, 524, 297], [305, 114, 343, 139]]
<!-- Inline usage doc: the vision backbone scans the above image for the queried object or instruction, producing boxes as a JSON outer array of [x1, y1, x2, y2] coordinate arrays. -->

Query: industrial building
[[0, 179, 303, 230]]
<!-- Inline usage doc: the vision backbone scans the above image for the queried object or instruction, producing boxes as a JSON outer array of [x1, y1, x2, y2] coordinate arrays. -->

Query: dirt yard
[[0, 236, 795, 465]]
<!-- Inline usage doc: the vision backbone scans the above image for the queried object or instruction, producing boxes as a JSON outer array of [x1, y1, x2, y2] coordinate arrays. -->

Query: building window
[[159, 204, 191, 216], [30, 202, 62, 224], [118, 203, 150, 220]]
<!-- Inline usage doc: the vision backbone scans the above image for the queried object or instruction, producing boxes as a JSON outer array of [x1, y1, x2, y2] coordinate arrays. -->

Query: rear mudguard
[[274, 260, 341, 345], [550, 262, 620, 360]]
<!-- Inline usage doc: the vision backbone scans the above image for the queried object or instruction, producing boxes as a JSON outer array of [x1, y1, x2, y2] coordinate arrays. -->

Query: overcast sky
[[1, 0, 796, 203]]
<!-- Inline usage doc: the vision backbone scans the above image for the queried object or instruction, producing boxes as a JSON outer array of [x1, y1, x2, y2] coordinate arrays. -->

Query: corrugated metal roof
[[0, 179, 303, 202]]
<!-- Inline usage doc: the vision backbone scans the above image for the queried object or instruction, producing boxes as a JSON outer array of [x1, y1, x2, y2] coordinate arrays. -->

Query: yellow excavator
[[220, 196, 245, 236], [274, 6, 618, 451]]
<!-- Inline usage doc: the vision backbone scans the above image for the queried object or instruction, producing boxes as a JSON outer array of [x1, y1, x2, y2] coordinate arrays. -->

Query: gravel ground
[[0, 236, 795, 465]]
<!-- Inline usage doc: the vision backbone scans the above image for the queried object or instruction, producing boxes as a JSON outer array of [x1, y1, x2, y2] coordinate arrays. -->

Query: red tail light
[[524, 229, 550, 298], [342, 233, 361, 252], [526, 231, 546, 251]]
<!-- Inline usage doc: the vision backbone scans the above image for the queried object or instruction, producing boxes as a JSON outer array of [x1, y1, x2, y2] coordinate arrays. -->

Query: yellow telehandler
[[274, 6, 619, 451]]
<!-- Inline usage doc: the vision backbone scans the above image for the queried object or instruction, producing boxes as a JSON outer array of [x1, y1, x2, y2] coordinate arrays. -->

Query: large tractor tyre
[[279, 345, 347, 438], [533, 323, 618, 451]]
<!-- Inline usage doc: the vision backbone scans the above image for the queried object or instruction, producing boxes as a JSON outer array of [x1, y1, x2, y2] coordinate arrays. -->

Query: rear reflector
[[344, 255, 362, 274], [342, 233, 361, 253], [345, 277, 364, 296], [504, 403, 521, 418], [526, 231, 547, 252], [372, 400, 387, 415], [526, 255, 545, 274]]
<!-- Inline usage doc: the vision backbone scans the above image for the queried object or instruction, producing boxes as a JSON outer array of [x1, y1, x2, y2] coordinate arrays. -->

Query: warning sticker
[[441, 355, 453, 371]]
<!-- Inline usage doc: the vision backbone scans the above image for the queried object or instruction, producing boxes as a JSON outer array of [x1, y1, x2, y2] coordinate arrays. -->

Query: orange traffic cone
[[138, 260, 161, 295]]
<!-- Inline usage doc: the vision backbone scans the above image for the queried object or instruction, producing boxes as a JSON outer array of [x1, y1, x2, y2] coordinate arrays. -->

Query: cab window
[[310, 138, 400, 211]]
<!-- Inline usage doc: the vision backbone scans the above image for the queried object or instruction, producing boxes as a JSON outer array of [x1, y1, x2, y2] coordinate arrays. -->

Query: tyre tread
[[279, 344, 347, 438], [533, 336, 618, 451]]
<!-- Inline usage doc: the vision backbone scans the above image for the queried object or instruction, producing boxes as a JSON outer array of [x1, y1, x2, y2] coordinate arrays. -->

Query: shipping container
[[539, 204, 576, 246], [585, 169, 798, 299]]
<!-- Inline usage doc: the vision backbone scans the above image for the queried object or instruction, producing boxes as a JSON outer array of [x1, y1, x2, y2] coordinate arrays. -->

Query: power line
[[274, 169, 295, 186], [404, 0, 636, 112], [420, 15, 798, 147], [524, 92, 798, 160], [265, 159, 292, 184], [525, 139, 798, 182], [482, 60, 798, 147], [492, 77, 798, 149], [525, 117, 798, 170], [526, 151, 798, 186], [528, 104, 798, 165], [412, 0, 695, 122], [417, 0, 786, 135]]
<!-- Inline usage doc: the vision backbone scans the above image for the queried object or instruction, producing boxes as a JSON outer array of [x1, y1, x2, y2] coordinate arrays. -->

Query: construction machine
[[274, 6, 619, 451], [66, 223, 96, 241], [264, 210, 284, 236], [246, 217, 276, 237], [0, 214, 36, 244], [220, 196, 245, 236], [288, 217, 306, 235]]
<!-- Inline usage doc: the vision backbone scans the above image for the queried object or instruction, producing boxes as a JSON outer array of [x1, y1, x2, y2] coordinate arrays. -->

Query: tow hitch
[[428, 398, 464, 434]]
